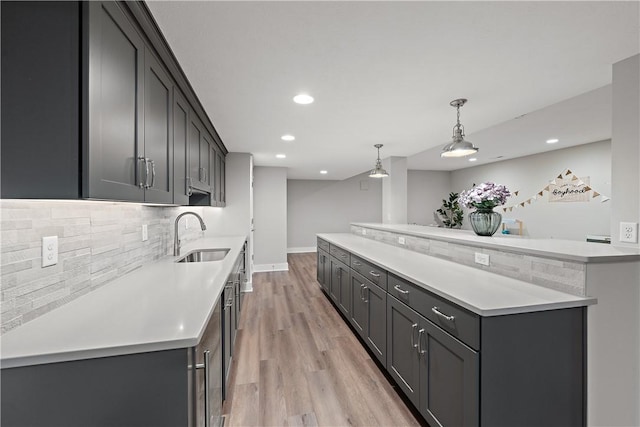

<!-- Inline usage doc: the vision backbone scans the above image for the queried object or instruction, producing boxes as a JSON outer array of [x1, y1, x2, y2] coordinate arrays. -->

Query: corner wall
[[407, 170, 452, 225], [253, 167, 288, 271]]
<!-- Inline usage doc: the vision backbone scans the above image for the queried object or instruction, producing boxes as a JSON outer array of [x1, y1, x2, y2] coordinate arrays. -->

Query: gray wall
[[611, 54, 639, 247], [450, 140, 611, 241], [287, 172, 382, 250], [407, 170, 452, 225], [253, 166, 288, 270]]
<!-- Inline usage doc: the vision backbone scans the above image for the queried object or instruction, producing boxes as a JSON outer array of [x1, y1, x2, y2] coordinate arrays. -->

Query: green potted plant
[[436, 192, 464, 229]]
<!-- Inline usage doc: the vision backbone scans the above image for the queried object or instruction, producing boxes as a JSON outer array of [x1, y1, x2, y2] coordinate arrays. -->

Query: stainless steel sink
[[176, 248, 230, 263]]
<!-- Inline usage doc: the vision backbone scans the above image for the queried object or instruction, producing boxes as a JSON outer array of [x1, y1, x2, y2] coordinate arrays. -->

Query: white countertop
[[318, 233, 596, 317], [352, 223, 640, 263], [0, 235, 246, 369]]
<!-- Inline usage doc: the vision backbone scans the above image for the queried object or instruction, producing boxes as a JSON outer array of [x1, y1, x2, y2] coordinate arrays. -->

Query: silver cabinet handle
[[224, 298, 233, 309], [418, 329, 426, 355], [363, 286, 369, 303], [394, 284, 409, 295], [199, 167, 204, 182], [369, 271, 380, 278], [410, 323, 418, 349], [148, 159, 156, 188], [432, 306, 455, 322], [138, 157, 148, 188], [195, 350, 211, 427], [186, 177, 193, 196], [340, 254, 347, 259], [359, 283, 365, 301], [353, 261, 362, 266]]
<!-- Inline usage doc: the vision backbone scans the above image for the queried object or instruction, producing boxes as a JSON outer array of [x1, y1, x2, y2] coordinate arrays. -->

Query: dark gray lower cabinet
[[1, 300, 226, 427], [330, 258, 351, 316], [349, 272, 387, 366], [420, 313, 479, 427], [317, 250, 330, 294], [317, 238, 586, 426]]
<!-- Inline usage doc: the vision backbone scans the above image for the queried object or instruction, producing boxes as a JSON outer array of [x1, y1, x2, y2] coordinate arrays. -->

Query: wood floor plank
[[259, 358, 289, 426], [224, 253, 422, 427]]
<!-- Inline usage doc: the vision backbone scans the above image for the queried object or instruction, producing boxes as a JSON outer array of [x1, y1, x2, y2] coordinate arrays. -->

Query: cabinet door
[[387, 296, 421, 407], [337, 264, 351, 317], [86, 1, 144, 201], [220, 154, 226, 205], [188, 115, 210, 192], [209, 144, 219, 206], [349, 273, 367, 337], [316, 251, 324, 287], [364, 282, 387, 366], [329, 258, 341, 304], [195, 297, 222, 427], [143, 50, 173, 203], [222, 286, 233, 399], [172, 88, 189, 205], [201, 131, 212, 190], [419, 320, 479, 427]]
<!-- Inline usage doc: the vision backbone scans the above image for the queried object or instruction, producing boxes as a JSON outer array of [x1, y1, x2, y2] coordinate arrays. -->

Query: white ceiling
[[147, 1, 639, 180]]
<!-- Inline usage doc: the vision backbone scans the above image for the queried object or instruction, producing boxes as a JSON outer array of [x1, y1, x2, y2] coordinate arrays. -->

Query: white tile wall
[[0, 200, 205, 333]]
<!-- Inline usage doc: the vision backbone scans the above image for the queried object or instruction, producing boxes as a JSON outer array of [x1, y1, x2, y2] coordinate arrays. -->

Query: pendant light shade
[[369, 144, 389, 178], [441, 99, 478, 158]]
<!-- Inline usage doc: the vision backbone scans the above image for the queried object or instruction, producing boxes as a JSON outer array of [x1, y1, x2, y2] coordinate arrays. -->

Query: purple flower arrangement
[[458, 182, 511, 210]]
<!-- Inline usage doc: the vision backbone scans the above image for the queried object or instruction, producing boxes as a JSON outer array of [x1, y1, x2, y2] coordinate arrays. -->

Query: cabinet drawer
[[350, 255, 387, 291], [388, 273, 479, 350], [317, 238, 330, 253], [329, 244, 350, 264]]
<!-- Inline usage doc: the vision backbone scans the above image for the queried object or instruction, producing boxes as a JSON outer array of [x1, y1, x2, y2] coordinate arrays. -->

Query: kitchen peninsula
[[317, 223, 640, 425]]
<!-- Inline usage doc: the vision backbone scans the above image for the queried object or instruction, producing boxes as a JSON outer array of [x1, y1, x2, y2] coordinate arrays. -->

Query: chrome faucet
[[174, 212, 207, 256]]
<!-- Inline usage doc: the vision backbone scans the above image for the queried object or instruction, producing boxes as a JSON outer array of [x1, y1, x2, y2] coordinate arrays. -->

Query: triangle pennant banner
[[592, 191, 600, 198], [565, 169, 572, 176], [572, 175, 579, 181], [514, 191, 519, 196], [538, 191, 543, 197], [544, 185, 550, 191], [557, 174, 563, 179]]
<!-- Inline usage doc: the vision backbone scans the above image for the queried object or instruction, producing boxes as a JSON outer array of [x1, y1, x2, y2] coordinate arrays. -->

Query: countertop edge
[[318, 233, 597, 317]]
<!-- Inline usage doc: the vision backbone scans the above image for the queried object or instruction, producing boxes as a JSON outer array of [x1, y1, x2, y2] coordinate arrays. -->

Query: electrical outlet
[[142, 224, 148, 241], [362, 229, 367, 235], [42, 236, 58, 267], [398, 236, 406, 245], [620, 222, 638, 243], [474, 252, 490, 266]]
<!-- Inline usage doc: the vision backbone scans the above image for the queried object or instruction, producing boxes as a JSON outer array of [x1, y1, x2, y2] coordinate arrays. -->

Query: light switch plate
[[42, 236, 58, 267], [142, 224, 148, 241], [620, 222, 638, 243], [474, 252, 490, 266], [398, 236, 406, 245], [362, 229, 367, 235]]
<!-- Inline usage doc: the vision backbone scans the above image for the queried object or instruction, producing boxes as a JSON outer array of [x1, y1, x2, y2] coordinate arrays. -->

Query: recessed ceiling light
[[546, 138, 559, 144], [468, 158, 477, 162], [293, 94, 314, 105], [281, 134, 295, 142], [275, 154, 286, 159], [320, 170, 328, 174]]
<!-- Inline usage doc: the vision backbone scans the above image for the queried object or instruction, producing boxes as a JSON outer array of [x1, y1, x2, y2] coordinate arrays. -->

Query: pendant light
[[369, 144, 389, 178], [441, 98, 479, 158]]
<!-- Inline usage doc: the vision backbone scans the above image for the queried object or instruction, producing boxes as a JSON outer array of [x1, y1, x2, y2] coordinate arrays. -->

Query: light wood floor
[[223, 253, 423, 427]]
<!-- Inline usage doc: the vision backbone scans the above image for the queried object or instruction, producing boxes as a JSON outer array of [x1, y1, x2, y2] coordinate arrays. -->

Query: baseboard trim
[[253, 263, 289, 272], [287, 246, 316, 253]]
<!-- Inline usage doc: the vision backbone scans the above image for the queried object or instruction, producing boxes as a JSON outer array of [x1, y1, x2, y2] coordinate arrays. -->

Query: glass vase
[[469, 208, 502, 236]]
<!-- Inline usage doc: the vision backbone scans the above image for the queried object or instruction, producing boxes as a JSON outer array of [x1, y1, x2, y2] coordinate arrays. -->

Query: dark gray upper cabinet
[[1, 1, 80, 198], [1, 1, 228, 203], [142, 49, 173, 203], [188, 114, 212, 194], [172, 89, 190, 205], [85, 1, 145, 201]]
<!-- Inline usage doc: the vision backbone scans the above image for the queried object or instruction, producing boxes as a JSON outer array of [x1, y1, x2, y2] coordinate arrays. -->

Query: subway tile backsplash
[[1, 200, 205, 333], [350, 224, 587, 296]]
